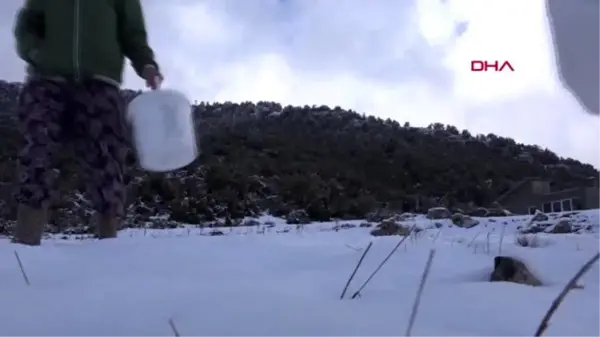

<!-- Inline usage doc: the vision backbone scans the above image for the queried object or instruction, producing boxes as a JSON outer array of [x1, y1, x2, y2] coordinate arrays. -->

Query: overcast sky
[[1, 0, 598, 167]]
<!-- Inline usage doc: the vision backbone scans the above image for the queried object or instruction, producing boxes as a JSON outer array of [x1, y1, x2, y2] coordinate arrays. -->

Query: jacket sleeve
[[118, 0, 159, 78], [14, 0, 45, 64]]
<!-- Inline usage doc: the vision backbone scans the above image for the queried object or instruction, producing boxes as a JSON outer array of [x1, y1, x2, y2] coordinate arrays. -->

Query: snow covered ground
[[1, 210, 598, 336]]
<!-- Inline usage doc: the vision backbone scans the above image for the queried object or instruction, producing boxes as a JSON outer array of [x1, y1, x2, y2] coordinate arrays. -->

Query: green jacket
[[14, 0, 158, 86]]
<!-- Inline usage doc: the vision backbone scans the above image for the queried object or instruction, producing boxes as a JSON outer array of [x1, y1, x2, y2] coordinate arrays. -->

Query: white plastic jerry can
[[127, 89, 198, 172]]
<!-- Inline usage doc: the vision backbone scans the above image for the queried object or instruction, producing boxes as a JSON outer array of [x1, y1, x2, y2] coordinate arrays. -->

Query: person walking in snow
[[12, 0, 163, 245]]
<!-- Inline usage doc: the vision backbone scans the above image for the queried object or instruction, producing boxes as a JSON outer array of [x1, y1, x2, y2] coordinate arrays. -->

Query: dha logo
[[470, 60, 515, 72]]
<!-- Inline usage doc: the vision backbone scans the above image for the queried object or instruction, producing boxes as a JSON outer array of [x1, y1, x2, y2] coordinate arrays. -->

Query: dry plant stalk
[[340, 241, 373, 299], [467, 231, 481, 247], [344, 244, 362, 252], [534, 252, 599, 336], [405, 249, 436, 336], [351, 224, 417, 299], [432, 227, 443, 243], [485, 232, 491, 254], [14, 250, 30, 286], [498, 224, 506, 255], [169, 318, 181, 337]]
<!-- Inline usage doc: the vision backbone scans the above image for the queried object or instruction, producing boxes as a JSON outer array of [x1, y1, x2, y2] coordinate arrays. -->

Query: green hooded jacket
[[14, 0, 158, 86]]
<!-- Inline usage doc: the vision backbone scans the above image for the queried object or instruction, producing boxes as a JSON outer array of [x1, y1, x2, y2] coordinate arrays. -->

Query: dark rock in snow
[[426, 207, 452, 219], [365, 209, 395, 222], [285, 209, 310, 224], [209, 230, 225, 236], [370, 220, 411, 236], [550, 219, 573, 233], [490, 256, 542, 286], [485, 208, 511, 217], [451, 213, 479, 228], [531, 211, 549, 222], [468, 208, 488, 217]]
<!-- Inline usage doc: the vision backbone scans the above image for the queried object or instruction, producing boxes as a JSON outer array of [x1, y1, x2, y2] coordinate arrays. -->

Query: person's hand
[[142, 64, 163, 90]]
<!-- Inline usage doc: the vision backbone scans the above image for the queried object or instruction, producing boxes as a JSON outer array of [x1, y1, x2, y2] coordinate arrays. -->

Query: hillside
[[0, 79, 597, 231]]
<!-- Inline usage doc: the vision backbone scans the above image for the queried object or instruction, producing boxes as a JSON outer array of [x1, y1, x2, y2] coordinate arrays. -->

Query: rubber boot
[[12, 204, 47, 246], [95, 213, 118, 239]]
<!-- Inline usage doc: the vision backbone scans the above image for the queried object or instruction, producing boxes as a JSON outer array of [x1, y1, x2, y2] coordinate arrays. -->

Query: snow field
[[0, 211, 598, 336]]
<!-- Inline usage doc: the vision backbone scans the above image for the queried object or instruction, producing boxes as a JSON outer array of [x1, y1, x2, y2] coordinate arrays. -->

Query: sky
[[0, 0, 598, 167]]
